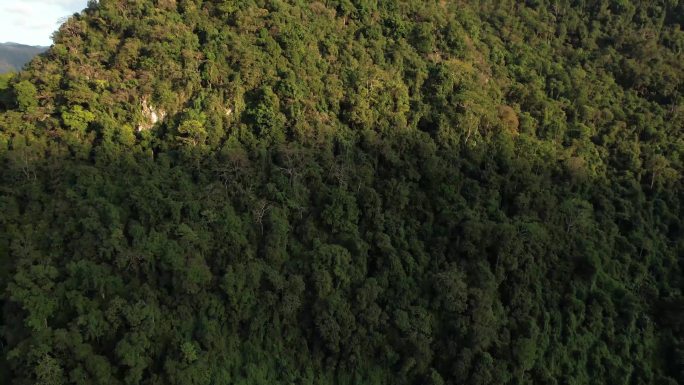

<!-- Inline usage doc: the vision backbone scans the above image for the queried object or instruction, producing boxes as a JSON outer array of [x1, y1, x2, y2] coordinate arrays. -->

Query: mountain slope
[[0, 43, 48, 73], [0, 1, 682, 385]]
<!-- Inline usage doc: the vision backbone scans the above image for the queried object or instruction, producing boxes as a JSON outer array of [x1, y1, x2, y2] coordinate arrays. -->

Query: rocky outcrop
[[137, 98, 166, 131]]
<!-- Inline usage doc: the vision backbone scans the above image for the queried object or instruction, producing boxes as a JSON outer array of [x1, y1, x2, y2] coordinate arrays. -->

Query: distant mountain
[[0, 42, 48, 73]]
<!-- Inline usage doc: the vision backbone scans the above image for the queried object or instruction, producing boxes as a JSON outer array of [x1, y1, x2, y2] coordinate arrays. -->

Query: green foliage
[[0, 72, 14, 109], [61, 105, 95, 132], [0, 1, 682, 385], [0, 72, 12, 90], [14, 80, 38, 112]]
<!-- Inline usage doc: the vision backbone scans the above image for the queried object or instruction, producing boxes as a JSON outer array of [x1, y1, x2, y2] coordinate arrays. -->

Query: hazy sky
[[0, 0, 89, 46]]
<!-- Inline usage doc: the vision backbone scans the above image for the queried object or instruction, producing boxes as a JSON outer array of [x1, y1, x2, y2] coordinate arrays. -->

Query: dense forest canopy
[[0, 0, 683, 384]]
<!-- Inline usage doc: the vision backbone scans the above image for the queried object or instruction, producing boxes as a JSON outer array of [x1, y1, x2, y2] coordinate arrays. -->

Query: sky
[[0, 0, 89, 46]]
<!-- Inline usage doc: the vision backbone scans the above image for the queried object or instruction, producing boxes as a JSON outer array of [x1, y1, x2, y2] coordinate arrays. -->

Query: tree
[[13, 80, 38, 112], [647, 154, 679, 189]]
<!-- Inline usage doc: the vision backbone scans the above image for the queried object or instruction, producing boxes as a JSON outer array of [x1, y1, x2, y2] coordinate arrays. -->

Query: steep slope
[[0, 43, 48, 73], [0, 1, 682, 385]]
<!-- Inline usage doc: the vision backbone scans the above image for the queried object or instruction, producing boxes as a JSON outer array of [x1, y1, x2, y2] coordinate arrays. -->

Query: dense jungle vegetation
[[0, 0, 683, 384]]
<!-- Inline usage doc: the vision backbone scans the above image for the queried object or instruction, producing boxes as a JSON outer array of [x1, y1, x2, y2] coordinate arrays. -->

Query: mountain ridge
[[0, 42, 48, 73]]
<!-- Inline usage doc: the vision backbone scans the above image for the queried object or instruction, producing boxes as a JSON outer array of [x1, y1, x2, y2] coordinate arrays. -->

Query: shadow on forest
[[0, 120, 682, 385]]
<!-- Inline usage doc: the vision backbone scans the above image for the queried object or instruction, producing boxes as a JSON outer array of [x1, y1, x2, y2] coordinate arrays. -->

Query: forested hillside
[[0, 1, 682, 384], [0, 43, 48, 74]]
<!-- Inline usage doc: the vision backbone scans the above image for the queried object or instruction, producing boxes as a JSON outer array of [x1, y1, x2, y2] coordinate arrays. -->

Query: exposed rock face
[[138, 98, 166, 131]]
